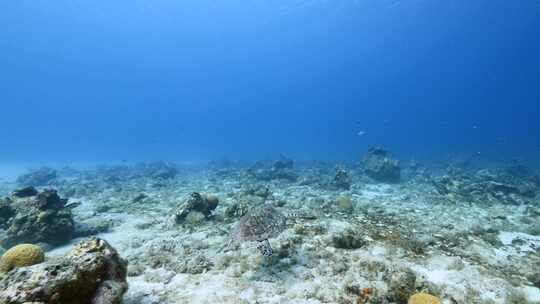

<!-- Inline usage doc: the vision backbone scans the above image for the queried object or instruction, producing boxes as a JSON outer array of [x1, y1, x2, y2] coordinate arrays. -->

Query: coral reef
[[362, 146, 401, 183], [0, 243, 44, 272], [0, 160, 538, 304], [0, 238, 127, 304], [0, 187, 76, 248]]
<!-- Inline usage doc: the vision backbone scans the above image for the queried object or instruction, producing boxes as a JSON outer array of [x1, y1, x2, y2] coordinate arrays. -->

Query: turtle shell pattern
[[232, 203, 287, 242]]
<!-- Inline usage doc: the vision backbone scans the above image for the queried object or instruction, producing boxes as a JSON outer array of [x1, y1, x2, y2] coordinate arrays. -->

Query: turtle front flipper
[[256, 239, 273, 256]]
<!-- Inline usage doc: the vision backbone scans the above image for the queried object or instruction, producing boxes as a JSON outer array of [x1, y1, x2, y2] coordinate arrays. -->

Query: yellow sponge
[[0, 244, 45, 272], [409, 293, 442, 304]]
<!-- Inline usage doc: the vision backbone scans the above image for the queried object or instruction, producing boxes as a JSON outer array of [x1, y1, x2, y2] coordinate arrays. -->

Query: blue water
[[1, 0, 539, 164]]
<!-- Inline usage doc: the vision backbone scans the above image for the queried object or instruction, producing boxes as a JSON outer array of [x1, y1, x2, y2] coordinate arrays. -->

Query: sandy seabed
[[1, 162, 540, 304]]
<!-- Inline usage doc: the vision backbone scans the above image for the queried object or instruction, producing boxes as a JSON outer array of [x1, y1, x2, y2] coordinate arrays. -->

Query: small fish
[[64, 202, 81, 210], [357, 131, 366, 136]]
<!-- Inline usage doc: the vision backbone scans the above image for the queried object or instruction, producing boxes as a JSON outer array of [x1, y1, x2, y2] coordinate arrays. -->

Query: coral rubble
[[0, 159, 538, 304]]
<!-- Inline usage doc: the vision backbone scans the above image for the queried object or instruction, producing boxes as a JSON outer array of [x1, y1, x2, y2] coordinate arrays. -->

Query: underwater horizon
[[1, 1, 540, 304]]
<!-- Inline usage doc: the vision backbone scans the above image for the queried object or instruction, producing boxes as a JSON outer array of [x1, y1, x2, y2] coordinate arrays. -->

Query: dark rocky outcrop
[[96, 162, 178, 183], [272, 154, 294, 170], [328, 167, 352, 190], [247, 156, 298, 182], [361, 147, 401, 183], [505, 160, 539, 183], [16, 167, 57, 187], [11, 187, 38, 198], [0, 188, 76, 248], [0, 199, 14, 229], [0, 238, 128, 304]]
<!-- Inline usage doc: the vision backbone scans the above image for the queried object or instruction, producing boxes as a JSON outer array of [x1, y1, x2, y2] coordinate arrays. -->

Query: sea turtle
[[226, 198, 315, 256]]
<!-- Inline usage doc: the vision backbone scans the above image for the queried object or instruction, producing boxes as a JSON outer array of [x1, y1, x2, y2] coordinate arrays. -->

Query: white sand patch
[[498, 231, 540, 253], [369, 245, 388, 258], [167, 273, 240, 303], [97, 214, 158, 249], [357, 184, 393, 200], [326, 219, 353, 234], [47, 213, 156, 257], [523, 286, 540, 303], [424, 268, 451, 285], [124, 275, 165, 304], [411, 255, 510, 303]]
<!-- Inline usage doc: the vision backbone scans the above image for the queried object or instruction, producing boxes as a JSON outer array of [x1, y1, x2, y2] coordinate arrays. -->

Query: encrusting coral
[[336, 196, 353, 212], [0, 243, 44, 273], [409, 293, 442, 304]]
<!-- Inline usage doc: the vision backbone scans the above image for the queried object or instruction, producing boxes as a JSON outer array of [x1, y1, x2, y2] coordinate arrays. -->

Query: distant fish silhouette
[[357, 130, 366, 136]]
